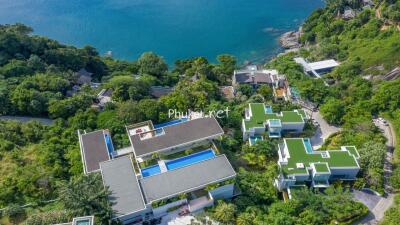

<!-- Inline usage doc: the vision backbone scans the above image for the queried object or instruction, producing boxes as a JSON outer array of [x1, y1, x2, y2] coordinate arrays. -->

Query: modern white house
[[294, 57, 339, 78], [274, 138, 360, 196], [242, 103, 307, 143], [78, 117, 237, 224]]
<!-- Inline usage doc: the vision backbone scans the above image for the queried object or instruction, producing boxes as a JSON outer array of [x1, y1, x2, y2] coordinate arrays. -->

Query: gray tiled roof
[[139, 155, 236, 203], [100, 156, 146, 217], [80, 130, 110, 173], [130, 117, 224, 157], [234, 71, 273, 84]]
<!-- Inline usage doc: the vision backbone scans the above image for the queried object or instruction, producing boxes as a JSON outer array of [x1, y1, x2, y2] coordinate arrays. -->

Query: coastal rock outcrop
[[279, 31, 301, 49]]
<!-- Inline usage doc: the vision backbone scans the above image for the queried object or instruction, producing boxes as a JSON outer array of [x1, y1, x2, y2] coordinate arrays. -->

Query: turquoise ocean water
[[0, 0, 323, 64]]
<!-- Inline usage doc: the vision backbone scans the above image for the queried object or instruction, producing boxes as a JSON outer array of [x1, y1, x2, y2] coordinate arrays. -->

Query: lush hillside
[[268, 0, 400, 223], [2, 0, 400, 223]]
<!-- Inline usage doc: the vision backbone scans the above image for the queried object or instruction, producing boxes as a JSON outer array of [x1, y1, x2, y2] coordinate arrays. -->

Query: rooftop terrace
[[243, 103, 305, 130], [78, 130, 112, 174], [280, 138, 359, 177], [129, 117, 224, 158]]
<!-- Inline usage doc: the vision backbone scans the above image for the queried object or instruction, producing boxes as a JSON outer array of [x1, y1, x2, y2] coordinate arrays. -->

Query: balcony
[[188, 190, 214, 213]]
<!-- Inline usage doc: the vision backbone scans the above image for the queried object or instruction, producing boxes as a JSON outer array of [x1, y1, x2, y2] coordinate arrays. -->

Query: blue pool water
[[303, 139, 313, 153], [154, 118, 188, 129], [141, 164, 161, 177], [249, 135, 263, 145], [166, 149, 215, 171], [0, 0, 324, 64], [265, 106, 273, 114], [104, 134, 114, 155]]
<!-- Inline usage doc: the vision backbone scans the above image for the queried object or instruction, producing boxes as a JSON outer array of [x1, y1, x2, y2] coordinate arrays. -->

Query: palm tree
[[212, 200, 237, 224], [236, 213, 254, 225], [57, 173, 113, 224]]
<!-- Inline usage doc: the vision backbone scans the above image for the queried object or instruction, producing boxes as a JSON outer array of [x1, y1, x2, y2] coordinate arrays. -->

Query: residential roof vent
[[296, 163, 305, 169]]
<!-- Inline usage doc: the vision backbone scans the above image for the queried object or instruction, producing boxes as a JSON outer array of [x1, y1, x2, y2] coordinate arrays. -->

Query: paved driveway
[[303, 109, 341, 149], [353, 190, 394, 225]]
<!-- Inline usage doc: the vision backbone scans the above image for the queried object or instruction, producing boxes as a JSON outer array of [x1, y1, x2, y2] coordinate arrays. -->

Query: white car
[[377, 117, 389, 126]]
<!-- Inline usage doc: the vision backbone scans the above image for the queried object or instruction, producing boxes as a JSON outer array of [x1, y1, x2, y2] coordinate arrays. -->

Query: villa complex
[[275, 138, 360, 197], [78, 117, 236, 224], [232, 67, 291, 101], [242, 103, 307, 143]]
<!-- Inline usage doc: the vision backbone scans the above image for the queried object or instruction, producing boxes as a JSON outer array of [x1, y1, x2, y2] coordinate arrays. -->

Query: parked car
[[378, 117, 389, 126]]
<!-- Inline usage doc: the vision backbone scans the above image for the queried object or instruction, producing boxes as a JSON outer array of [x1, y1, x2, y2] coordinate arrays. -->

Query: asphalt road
[[354, 119, 396, 225]]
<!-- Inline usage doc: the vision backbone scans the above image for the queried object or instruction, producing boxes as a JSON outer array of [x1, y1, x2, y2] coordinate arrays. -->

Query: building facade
[[242, 103, 307, 143], [275, 138, 360, 193], [78, 117, 237, 224]]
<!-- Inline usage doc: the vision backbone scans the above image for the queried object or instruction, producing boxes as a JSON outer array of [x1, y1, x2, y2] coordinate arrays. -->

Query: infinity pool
[[166, 149, 215, 171], [265, 105, 273, 113], [303, 139, 313, 153], [249, 135, 263, 146], [154, 118, 188, 129], [141, 149, 215, 177], [141, 164, 161, 177]]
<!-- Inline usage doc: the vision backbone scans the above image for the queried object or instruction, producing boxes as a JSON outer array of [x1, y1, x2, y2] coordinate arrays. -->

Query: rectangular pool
[[166, 149, 215, 171], [303, 139, 313, 153], [154, 118, 188, 129], [249, 135, 263, 145], [265, 105, 273, 113], [141, 164, 161, 177]]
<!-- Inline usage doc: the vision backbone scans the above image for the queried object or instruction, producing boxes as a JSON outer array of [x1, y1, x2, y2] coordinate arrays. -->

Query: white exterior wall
[[243, 127, 265, 141], [313, 174, 330, 181], [152, 199, 188, 217], [209, 183, 235, 200], [117, 207, 152, 225], [281, 123, 305, 132], [292, 174, 310, 182], [330, 167, 360, 180]]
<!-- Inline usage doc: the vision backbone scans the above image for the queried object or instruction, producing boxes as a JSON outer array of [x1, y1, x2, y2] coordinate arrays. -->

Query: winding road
[[354, 119, 396, 225]]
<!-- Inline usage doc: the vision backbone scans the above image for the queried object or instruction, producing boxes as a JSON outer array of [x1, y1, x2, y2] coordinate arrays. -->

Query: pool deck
[[141, 149, 215, 177]]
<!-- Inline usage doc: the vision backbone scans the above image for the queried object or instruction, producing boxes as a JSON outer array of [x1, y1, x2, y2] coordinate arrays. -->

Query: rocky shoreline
[[279, 30, 301, 49]]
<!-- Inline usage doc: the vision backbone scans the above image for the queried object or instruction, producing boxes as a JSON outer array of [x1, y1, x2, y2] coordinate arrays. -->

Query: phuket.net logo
[[168, 107, 230, 119]]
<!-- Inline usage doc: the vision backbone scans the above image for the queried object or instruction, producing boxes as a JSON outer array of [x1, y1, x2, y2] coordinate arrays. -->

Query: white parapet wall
[[152, 199, 188, 217]]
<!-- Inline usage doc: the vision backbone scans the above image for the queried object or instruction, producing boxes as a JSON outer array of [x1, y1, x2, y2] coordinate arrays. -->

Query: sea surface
[[0, 0, 324, 65]]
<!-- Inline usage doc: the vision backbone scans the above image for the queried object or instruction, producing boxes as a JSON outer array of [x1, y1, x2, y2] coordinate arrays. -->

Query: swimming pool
[[265, 105, 273, 113], [249, 135, 263, 145], [104, 134, 114, 155], [166, 149, 215, 171], [76, 220, 90, 225], [141, 164, 161, 177], [303, 139, 313, 153], [154, 118, 188, 129]]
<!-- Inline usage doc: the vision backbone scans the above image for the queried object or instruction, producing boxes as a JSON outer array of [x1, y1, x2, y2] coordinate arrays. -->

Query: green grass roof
[[243, 103, 304, 130], [281, 139, 359, 177], [313, 163, 330, 173]]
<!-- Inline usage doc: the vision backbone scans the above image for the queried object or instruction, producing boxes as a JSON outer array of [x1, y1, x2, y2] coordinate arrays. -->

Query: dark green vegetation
[[1, 0, 399, 223]]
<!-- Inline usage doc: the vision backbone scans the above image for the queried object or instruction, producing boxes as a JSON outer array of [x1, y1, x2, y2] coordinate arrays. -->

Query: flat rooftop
[[139, 155, 236, 203], [79, 130, 110, 173], [233, 69, 280, 84], [100, 156, 146, 218], [308, 59, 339, 71], [243, 103, 305, 130], [294, 57, 339, 72], [281, 138, 359, 177], [130, 117, 224, 158]]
